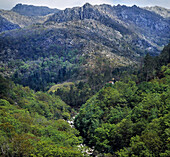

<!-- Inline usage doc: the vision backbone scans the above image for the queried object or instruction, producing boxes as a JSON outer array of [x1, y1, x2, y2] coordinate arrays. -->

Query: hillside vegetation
[[74, 43, 170, 156], [0, 75, 84, 156], [0, 3, 169, 93], [1, 43, 169, 156]]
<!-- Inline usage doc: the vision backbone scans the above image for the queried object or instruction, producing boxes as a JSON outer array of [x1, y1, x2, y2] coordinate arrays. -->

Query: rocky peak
[[46, 4, 131, 35], [46, 3, 100, 23], [83, 3, 93, 8], [47, 3, 169, 34]]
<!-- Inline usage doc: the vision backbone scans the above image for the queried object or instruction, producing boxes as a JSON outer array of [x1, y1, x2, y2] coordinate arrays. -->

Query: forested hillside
[[0, 75, 85, 156], [75, 43, 170, 156], [0, 3, 170, 156], [0, 43, 169, 156]]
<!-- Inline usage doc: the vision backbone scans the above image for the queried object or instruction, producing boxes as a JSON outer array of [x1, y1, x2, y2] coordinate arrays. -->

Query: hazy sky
[[0, 0, 170, 10]]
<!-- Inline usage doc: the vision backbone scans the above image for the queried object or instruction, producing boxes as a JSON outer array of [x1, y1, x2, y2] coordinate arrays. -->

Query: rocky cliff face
[[12, 3, 59, 16], [47, 3, 170, 55]]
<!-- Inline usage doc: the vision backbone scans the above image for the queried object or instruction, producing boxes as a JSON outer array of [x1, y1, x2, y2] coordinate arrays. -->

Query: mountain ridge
[[11, 3, 60, 16], [143, 6, 170, 18], [46, 3, 170, 54], [0, 9, 49, 29], [0, 3, 169, 91]]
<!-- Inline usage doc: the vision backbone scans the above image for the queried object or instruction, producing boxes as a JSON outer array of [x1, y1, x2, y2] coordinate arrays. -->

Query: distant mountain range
[[12, 3, 60, 16], [0, 4, 58, 29], [0, 3, 170, 90]]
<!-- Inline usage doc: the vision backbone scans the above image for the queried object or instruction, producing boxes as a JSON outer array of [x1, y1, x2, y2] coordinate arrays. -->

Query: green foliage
[[0, 77, 83, 156], [49, 81, 93, 107], [0, 34, 169, 157], [75, 63, 170, 156], [139, 42, 170, 82], [1, 26, 113, 92]]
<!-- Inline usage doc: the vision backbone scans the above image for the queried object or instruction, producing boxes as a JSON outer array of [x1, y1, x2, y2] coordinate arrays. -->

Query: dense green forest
[[0, 76, 85, 156], [0, 42, 169, 156], [0, 28, 84, 91], [75, 43, 170, 156]]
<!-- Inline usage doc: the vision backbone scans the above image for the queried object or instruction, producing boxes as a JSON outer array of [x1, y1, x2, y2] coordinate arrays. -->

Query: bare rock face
[[11, 3, 59, 16]]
